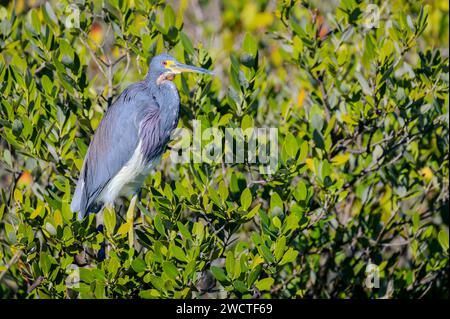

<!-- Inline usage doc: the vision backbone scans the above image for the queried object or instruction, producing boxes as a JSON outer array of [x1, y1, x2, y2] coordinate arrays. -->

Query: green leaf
[[320, 159, 332, 181], [225, 251, 235, 277], [244, 203, 260, 220], [30, 9, 41, 33], [153, 215, 166, 237], [279, 248, 298, 265], [247, 265, 261, 286], [192, 222, 204, 241], [332, 153, 350, 166], [259, 245, 275, 264], [234, 280, 248, 293], [104, 207, 116, 234], [14, 189, 22, 204], [131, 258, 146, 273], [298, 140, 309, 162], [294, 180, 307, 202], [284, 132, 298, 159], [240, 188, 252, 210], [242, 32, 257, 57], [270, 192, 283, 214], [3, 149, 12, 168], [274, 236, 286, 262], [139, 289, 160, 299], [170, 245, 187, 262], [210, 266, 228, 282], [355, 72, 372, 96], [0, 205, 4, 221], [180, 32, 194, 55], [163, 5, 176, 30], [272, 216, 281, 229], [218, 181, 229, 202], [177, 222, 193, 241], [283, 214, 300, 234], [162, 261, 179, 280], [43, 2, 58, 26], [438, 230, 449, 251], [79, 268, 94, 284], [241, 114, 253, 130], [39, 251, 54, 276], [362, 33, 377, 69], [149, 275, 165, 291], [255, 277, 274, 291]]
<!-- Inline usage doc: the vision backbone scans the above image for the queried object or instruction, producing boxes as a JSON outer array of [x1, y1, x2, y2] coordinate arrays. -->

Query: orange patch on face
[[156, 73, 176, 85]]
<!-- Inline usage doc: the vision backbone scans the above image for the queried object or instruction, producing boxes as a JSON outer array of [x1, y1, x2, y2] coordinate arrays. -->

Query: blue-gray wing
[[71, 82, 158, 218]]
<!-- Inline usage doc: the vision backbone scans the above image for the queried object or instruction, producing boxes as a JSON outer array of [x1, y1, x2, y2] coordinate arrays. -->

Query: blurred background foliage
[[0, 0, 448, 298]]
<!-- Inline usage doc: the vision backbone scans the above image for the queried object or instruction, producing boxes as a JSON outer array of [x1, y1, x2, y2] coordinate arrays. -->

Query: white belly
[[98, 141, 160, 204]]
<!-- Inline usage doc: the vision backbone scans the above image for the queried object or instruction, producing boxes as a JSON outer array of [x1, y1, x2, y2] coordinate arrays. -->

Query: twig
[[27, 276, 44, 294], [0, 249, 23, 282], [35, 62, 46, 73], [79, 36, 108, 79], [318, 76, 331, 122]]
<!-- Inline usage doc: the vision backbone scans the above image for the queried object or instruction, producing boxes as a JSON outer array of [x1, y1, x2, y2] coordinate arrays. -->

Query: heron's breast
[[99, 141, 157, 204]]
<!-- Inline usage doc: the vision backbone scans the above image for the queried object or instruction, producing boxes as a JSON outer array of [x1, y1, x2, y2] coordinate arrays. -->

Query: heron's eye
[[162, 61, 167, 66]]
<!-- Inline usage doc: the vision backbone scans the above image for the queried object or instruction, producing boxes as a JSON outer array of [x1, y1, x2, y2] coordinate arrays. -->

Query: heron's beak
[[169, 62, 214, 75]]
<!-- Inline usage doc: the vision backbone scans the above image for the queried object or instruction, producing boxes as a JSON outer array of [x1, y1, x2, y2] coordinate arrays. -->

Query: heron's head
[[148, 54, 213, 85]]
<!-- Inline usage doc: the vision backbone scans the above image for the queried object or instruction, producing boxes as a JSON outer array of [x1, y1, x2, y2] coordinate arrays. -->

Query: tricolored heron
[[71, 54, 213, 244]]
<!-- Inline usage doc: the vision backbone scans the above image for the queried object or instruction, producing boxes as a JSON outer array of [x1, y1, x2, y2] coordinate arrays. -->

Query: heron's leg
[[126, 195, 138, 249], [137, 190, 143, 226], [95, 209, 104, 231], [97, 205, 112, 261]]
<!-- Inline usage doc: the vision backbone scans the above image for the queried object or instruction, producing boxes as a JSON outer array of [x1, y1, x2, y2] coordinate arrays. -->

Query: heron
[[71, 53, 213, 245]]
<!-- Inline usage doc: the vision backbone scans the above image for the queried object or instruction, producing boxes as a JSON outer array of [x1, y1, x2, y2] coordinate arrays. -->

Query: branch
[[0, 249, 22, 282]]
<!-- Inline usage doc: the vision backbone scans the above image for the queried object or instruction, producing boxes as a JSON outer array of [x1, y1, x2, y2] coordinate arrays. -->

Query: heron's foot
[[97, 242, 107, 261]]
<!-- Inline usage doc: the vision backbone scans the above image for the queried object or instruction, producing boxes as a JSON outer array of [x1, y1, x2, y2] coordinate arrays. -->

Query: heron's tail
[[71, 179, 102, 220], [71, 179, 84, 218]]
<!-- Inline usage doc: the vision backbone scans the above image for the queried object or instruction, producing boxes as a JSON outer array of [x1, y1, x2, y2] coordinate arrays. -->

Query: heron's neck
[[151, 81, 180, 133]]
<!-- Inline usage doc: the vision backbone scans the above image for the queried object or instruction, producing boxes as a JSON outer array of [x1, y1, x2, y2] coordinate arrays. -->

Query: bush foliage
[[0, 0, 448, 298]]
